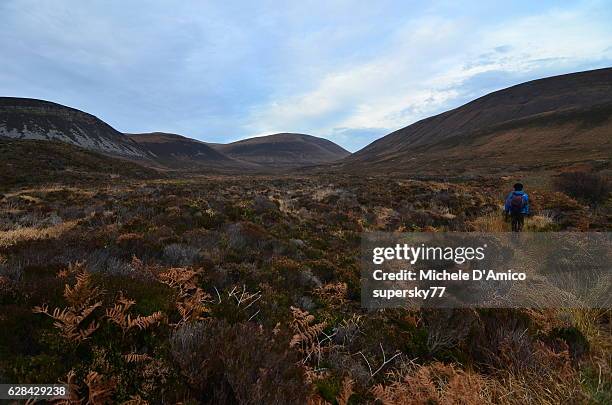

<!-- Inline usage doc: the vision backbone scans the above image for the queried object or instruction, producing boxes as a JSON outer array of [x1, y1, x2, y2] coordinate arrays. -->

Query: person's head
[[513, 182, 523, 191]]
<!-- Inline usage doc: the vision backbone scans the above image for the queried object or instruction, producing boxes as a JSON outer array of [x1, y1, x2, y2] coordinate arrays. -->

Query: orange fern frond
[[176, 287, 211, 324], [106, 292, 164, 335], [123, 352, 153, 363], [128, 311, 164, 330], [121, 395, 149, 405], [60, 263, 102, 311], [158, 267, 202, 295], [33, 299, 101, 343], [289, 306, 332, 366], [307, 395, 330, 405], [290, 306, 327, 349], [84, 371, 114, 404], [371, 383, 395, 405], [336, 377, 354, 405], [51, 369, 81, 404]]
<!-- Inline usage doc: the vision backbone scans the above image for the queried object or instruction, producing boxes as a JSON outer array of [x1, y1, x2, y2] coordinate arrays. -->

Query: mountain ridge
[[3, 68, 611, 176], [341, 67, 612, 175], [0, 98, 351, 171], [0, 97, 148, 157]]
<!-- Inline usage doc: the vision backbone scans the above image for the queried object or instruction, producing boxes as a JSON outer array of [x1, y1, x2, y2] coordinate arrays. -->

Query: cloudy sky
[[1, 0, 611, 151]]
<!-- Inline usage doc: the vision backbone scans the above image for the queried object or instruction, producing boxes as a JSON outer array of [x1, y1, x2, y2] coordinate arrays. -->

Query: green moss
[[581, 365, 612, 404], [315, 376, 342, 403]]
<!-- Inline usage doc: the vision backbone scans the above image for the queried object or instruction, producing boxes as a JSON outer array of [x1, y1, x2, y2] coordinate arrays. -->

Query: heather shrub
[[226, 221, 269, 250], [170, 320, 310, 404], [307, 259, 338, 283], [86, 251, 133, 276], [423, 309, 480, 355], [469, 309, 534, 372], [115, 232, 153, 258], [252, 195, 278, 214], [163, 243, 200, 266], [1, 174, 605, 403], [554, 171, 610, 204], [547, 326, 589, 359], [0, 259, 23, 284], [465, 309, 587, 403], [267, 257, 317, 291]]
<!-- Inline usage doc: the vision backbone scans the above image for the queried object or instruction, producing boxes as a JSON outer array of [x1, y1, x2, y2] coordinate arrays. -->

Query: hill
[[0, 98, 351, 172], [0, 97, 148, 157], [0, 137, 159, 191], [341, 68, 612, 176], [211, 133, 351, 168], [126, 132, 247, 170]]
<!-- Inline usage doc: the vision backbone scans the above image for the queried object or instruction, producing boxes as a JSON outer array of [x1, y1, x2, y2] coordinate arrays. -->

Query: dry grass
[[493, 344, 585, 404], [469, 210, 557, 232], [570, 309, 612, 355], [371, 362, 495, 404], [469, 212, 508, 232], [524, 212, 556, 231], [0, 220, 78, 248]]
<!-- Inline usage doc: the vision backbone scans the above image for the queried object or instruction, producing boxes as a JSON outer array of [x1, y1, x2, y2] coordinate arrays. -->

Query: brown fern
[[84, 371, 114, 404], [33, 264, 102, 342], [106, 292, 164, 335], [52, 369, 116, 405], [370, 362, 488, 405], [158, 267, 202, 296], [131, 311, 164, 329], [307, 395, 330, 405], [123, 352, 153, 363], [371, 383, 396, 405], [64, 270, 101, 310], [121, 395, 149, 405], [336, 376, 354, 405], [289, 306, 331, 365], [176, 287, 211, 324], [57, 261, 85, 279], [158, 267, 212, 325], [51, 369, 81, 404], [314, 282, 348, 307]]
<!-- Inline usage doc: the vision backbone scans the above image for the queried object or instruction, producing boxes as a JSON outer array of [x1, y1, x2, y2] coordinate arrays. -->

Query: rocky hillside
[[341, 68, 612, 176], [0, 98, 148, 157], [211, 133, 351, 168]]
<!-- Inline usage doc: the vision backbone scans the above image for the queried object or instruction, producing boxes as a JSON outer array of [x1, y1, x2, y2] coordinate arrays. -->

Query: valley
[[0, 68, 610, 404]]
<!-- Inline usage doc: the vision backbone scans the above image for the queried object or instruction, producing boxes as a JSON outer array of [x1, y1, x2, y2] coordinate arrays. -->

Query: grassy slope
[[0, 137, 160, 191], [341, 68, 612, 177]]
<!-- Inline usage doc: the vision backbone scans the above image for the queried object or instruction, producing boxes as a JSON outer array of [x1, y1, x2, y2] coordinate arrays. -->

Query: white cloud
[[1, 1, 610, 150], [245, 1, 612, 151]]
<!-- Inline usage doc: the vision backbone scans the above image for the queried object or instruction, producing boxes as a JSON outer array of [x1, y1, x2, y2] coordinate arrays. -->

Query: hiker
[[504, 183, 529, 232]]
